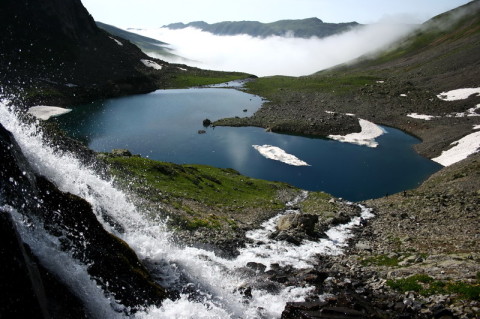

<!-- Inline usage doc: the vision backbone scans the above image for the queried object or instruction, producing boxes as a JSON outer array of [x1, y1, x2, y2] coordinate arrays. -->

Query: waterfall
[[0, 99, 373, 318]]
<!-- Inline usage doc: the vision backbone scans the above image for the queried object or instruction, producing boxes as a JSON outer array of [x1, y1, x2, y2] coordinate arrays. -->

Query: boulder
[[277, 213, 318, 236]]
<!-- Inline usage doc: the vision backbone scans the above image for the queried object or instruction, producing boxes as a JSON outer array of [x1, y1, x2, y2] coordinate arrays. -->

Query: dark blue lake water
[[55, 88, 442, 201]]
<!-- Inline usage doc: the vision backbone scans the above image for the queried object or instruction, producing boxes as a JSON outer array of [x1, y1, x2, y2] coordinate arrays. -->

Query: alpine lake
[[54, 85, 442, 202]]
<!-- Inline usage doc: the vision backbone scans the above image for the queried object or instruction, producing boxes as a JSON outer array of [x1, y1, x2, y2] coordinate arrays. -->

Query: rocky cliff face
[[0, 0, 160, 106]]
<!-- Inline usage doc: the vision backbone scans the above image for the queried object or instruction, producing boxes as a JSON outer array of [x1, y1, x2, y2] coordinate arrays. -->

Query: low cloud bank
[[131, 23, 417, 76]]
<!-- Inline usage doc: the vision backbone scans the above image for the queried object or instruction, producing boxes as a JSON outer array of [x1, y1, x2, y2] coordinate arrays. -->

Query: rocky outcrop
[[0, 123, 169, 314], [214, 109, 362, 137]]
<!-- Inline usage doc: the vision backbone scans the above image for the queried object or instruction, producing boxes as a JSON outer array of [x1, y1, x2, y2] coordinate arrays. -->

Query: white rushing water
[[0, 99, 374, 318]]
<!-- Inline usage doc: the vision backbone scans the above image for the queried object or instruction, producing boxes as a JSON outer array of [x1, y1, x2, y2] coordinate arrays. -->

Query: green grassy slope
[[104, 155, 299, 230]]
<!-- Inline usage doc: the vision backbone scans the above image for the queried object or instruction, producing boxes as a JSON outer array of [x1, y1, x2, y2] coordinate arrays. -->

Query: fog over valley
[[131, 23, 417, 76]]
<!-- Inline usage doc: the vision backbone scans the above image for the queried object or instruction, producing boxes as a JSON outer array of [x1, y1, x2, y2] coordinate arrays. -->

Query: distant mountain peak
[[163, 18, 359, 38]]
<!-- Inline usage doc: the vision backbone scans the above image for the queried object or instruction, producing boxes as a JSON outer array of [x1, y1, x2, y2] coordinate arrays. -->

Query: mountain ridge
[[163, 17, 360, 38]]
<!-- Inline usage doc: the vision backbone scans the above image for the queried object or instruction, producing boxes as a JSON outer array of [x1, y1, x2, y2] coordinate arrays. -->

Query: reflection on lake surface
[[55, 88, 442, 201]]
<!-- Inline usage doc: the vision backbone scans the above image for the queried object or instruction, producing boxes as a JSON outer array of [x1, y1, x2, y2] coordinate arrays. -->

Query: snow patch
[[178, 67, 187, 71], [27, 106, 72, 120], [407, 113, 438, 121], [432, 131, 480, 166], [141, 59, 163, 70], [400, 94, 407, 97], [252, 145, 310, 166], [109, 36, 123, 46], [328, 119, 385, 148], [474, 125, 480, 130], [437, 88, 480, 101], [447, 104, 480, 118]]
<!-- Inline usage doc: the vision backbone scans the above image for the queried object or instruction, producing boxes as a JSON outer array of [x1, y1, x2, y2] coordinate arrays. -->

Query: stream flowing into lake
[[1, 99, 374, 318], [0, 85, 442, 317]]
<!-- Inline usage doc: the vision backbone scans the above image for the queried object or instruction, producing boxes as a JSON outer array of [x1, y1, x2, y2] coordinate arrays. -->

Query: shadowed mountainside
[[0, 0, 250, 107], [0, 0, 159, 102]]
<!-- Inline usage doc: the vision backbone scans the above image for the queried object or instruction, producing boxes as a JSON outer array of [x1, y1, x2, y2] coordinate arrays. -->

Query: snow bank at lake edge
[[328, 119, 385, 148]]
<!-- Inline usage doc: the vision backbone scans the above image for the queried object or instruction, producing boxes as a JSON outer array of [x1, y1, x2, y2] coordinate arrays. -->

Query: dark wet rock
[[433, 308, 455, 319], [273, 231, 303, 245], [198, 129, 206, 134], [0, 210, 88, 319], [203, 118, 212, 127], [281, 299, 375, 319], [246, 262, 267, 273]]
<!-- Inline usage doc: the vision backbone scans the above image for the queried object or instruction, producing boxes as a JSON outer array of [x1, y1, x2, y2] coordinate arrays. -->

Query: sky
[[81, 0, 472, 28]]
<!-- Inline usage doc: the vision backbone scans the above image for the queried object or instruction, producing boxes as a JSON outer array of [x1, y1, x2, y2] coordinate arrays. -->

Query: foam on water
[[0, 99, 375, 318]]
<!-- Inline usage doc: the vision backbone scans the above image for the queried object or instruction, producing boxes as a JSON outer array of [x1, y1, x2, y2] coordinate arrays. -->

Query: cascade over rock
[[0, 123, 168, 313]]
